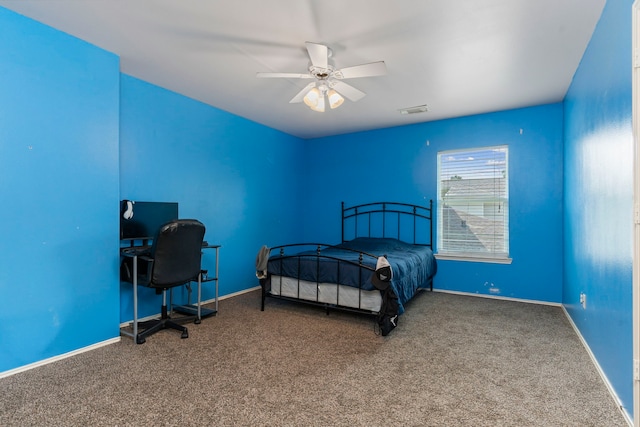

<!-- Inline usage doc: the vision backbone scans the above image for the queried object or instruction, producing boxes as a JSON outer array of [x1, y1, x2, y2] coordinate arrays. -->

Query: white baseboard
[[119, 286, 262, 328], [561, 306, 633, 426], [0, 337, 121, 379], [215, 285, 261, 300], [432, 288, 561, 307]]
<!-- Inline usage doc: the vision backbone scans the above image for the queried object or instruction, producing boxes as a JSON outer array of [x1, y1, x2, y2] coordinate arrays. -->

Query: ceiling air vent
[[399, 105, 429, 115]]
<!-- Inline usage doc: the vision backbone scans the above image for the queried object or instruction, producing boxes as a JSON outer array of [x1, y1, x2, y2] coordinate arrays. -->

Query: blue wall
[[0, 7, 305, 372], [0, 5, 634, 421], [303, 104, 564, 303], [563, 0, 634, 418], [119, 75, 305, 321], [0, 9, 120, 371]]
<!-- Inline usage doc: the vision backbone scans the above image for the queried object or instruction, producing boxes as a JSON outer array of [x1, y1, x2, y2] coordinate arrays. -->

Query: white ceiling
[[0, 0, 606, 139]]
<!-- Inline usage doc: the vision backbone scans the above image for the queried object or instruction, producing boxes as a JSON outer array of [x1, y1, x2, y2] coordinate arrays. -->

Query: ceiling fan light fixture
[[303, 87, 321, 108], [327, 89, 344, 109], [310, 95, 325, 112], [258, 42, 387, 113]]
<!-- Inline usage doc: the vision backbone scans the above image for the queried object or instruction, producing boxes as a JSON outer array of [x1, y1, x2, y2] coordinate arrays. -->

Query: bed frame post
[[430, 199, 434, 249], [341, 201, 345, 243], [413, 206, 417, 245], [382, 202, 386, 238]]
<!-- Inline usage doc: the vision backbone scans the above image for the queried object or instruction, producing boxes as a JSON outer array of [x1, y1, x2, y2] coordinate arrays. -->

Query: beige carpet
[[0, 289, 629, 426]]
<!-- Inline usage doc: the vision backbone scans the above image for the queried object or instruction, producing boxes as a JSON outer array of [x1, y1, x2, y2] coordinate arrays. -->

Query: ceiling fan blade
[[336, 61, 387, 79], [289, 82, 316, 103], [332, 81, 366, 102], [305, 42, 328, 69], [257, 72, 314, 79]]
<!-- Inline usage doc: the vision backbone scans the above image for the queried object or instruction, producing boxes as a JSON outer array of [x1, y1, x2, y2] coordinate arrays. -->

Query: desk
[[172, 243, 220, 319], [120, 241, 220, 338]]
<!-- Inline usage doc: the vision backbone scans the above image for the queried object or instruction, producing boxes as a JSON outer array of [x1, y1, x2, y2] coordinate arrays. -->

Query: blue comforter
[[267, 237, 437, 314]]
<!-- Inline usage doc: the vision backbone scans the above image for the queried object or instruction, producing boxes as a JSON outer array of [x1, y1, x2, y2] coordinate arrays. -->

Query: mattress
[[269, 275, 382, 312]]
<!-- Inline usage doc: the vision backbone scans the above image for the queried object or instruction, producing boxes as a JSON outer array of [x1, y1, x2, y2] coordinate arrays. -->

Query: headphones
[[122, 200, 135, 220]]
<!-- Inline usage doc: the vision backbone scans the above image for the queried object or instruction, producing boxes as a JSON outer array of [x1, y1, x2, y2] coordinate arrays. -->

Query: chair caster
[[194, 318, 201, 325], [181, 329, 189, 339], [136, 336, 146, 344]]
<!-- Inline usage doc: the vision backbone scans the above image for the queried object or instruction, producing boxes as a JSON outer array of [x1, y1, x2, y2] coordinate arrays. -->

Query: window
[[436, 146, 510, 263]]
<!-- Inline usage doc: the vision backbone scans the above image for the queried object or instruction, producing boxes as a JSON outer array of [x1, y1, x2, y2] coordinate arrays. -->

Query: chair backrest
[[149, 219, 206, 288]]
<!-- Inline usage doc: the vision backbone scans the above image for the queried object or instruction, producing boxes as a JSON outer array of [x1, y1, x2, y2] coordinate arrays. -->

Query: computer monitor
[[120, 201, 179, 240]]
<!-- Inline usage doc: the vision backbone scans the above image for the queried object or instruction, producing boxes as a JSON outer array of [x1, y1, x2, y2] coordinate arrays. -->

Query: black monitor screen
[[120, 201, 179, 240]]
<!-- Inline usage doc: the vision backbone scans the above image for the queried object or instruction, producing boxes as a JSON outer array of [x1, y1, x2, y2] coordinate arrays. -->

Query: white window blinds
[[437, 146, 509, 260]]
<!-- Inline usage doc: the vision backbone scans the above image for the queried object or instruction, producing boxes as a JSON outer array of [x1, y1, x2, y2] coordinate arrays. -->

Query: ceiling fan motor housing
[[256, 41, 387, 106]]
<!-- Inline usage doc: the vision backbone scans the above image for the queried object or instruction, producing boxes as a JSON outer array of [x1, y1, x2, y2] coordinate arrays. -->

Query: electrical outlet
[[579, 292, 586, 309], [484, 281, 500, 294]]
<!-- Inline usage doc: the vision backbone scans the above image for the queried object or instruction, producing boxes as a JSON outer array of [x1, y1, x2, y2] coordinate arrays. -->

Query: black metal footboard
[[260, 243, 380, 314]]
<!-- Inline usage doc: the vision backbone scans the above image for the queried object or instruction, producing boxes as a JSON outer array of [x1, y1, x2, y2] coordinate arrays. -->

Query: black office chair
[[121, 219, 206, 344]]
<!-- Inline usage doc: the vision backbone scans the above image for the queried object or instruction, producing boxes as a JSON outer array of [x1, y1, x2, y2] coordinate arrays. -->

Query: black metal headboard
[[341, 201, 433, 248]]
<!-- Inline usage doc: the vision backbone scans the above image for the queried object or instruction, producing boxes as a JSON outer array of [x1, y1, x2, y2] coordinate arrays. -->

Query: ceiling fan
[[256, 42, 387, 112]]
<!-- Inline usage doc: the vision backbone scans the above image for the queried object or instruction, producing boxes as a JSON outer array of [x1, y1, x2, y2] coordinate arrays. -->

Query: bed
[[258, 201, 437, 335]]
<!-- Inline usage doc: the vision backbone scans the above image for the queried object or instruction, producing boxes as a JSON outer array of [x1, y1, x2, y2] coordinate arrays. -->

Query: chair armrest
[[120, 249, 154, 284], [121, 246, 151, 257]]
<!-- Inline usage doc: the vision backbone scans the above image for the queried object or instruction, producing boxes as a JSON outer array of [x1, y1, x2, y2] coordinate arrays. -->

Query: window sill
[[434, 253, 513, 264]]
